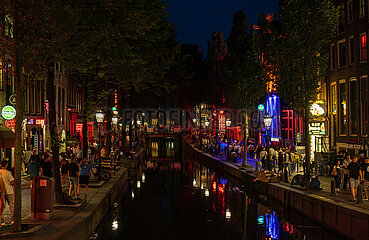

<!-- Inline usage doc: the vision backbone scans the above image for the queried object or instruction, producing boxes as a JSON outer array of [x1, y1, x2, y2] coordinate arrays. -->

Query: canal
[[93, 158, 349, 240]]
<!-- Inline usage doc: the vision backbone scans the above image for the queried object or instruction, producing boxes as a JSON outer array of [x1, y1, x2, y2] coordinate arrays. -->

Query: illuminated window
[[349, 36, 354, 65], [360, 33, 367, 61], [338, 40, 346, 68], [360, 0, 367, 17], [330, 83, 337, 114], [339, 80, 347, 135], [348, 1, 353, 23]]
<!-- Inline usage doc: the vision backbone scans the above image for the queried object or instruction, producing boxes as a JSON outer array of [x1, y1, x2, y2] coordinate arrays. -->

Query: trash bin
[[31, 176, 55, 220]]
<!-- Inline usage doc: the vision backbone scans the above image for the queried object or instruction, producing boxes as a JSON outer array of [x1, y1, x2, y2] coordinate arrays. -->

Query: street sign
[[1, 105, 16, 120], [257, 104, 265, 111], [309, 122, 326, 135]]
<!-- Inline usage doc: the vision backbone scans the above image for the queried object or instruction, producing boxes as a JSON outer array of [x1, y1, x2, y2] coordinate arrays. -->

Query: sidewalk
[[0, 162, 129, 239], [199, 147, 369, 211]]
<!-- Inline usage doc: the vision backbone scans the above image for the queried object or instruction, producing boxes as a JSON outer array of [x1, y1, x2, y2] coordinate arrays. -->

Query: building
[[328, 0, 369, 156]]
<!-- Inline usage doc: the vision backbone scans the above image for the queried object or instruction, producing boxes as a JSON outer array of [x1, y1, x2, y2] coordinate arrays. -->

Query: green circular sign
[[1, 105, 16, 120], [257, 104, 265, 111]]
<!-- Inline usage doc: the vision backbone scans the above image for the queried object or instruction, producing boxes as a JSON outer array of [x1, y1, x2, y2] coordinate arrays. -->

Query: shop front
[[23, 118, 46, 153]]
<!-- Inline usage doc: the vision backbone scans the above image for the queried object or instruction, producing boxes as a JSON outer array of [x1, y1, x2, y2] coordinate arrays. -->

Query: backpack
[[63, 192, 74, 205]]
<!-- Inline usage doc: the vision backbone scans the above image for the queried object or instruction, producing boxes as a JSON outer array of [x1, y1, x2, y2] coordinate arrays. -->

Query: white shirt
[[0, 169, 14, 195]]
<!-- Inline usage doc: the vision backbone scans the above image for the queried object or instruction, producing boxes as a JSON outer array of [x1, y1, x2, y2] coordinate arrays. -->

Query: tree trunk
[[14, 53, 23, 232], [82, 78, 89, 158], [47, 62, 63, 203], [106, 109, 112, 152], [304, 104, 311, 174]]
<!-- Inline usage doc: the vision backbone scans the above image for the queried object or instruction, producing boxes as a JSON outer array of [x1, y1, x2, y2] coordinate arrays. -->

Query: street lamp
[[263, 114, 272, 173], [112, 115, 118, 125], [96, 110, 105, 163], [226, 119, 231, 141]]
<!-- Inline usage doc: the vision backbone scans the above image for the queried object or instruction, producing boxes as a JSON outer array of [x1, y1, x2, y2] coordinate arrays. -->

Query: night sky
[[167, 0, 279, 54]]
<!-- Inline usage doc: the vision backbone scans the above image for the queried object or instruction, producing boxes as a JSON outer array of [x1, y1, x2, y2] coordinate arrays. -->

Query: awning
[[0, 126, 15, 148]]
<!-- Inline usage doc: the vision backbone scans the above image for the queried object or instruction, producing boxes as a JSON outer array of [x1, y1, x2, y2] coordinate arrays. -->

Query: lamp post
[[226, 119, 231, 141], [96, 110, 105, 163], [263, 115, 272, 172]]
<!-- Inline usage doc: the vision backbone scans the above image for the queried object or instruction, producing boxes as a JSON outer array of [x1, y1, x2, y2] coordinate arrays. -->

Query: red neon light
[[259, 132, 262, 145], [218, 184, 225, 194], [213, 182, 216, 191], [76, 123, 83, 132]]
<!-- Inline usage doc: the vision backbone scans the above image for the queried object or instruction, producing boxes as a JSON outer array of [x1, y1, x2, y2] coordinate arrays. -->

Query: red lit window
[[361, 34, 367, 61]]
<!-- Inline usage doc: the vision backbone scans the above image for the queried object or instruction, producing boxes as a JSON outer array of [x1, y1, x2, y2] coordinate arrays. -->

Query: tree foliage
[[226, 9, 265, 110], [273, 0, 338, 116], [58, 0, 181, 114]]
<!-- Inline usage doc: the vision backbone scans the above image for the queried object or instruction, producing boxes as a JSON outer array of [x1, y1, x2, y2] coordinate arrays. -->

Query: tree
[[226, 9, 265, 110], [0, 0, 63, 231], [273, 0, 338, 173], [207, 31, 227, 108]]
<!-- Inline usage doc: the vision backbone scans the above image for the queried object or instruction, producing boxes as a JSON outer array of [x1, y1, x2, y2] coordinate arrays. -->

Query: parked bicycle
[[91, 165, 111, 181]]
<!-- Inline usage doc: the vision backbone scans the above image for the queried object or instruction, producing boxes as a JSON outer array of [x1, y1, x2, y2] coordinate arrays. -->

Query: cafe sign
[[309, 122, 326, 135], [1, 105, 16, 120]]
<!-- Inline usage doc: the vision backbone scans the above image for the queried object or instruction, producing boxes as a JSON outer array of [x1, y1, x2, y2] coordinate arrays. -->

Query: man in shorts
[[361, 158, 369, 200], [348, 156, 362, 201], [68, 157, 79, 199], [78, 158, 92, 198]]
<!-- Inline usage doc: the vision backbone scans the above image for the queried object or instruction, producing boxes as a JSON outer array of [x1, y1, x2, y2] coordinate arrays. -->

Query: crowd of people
[[331, 151, 369, 201], [191, 131, 306, 176]]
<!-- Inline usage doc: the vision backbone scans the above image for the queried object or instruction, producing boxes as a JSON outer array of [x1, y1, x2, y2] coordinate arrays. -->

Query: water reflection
[[94, 160, 348, 240]]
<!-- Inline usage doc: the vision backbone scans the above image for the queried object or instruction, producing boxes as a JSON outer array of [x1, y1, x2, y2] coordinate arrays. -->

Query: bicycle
[[91, 165, 111, 181]]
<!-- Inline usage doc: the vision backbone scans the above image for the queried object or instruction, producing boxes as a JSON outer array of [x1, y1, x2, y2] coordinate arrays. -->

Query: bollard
[[255, 160, 259, 172], [284, 167, 289, 183], [330, 180, 336, 196], [357, 184, 363, 204]]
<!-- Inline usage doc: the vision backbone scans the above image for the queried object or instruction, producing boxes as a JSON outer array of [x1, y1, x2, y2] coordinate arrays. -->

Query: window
[[348, 0, 353, 23], [338, 5, 345, 34], [360, 33, 367, 61], [330, 44, 336, 70], [331, 83, 337, 114], [350, 78, 359, 134], [58, 87, 61, 124], [361, 76, 369, 135], [0, 59, 3, 91], [360, 0, 367, 17], [339, 80, 347, 135], [4, 15, 13, 38], [349, 36, 354, 65], [62, 88, 65, 125], [338, 40, 347, 68]]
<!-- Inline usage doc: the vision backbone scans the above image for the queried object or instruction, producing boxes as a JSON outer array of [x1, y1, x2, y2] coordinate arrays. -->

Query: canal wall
[[182, 137, 369, 240]]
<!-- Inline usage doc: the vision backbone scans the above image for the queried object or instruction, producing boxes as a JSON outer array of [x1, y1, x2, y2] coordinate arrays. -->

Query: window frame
[[337, 39, 347, 68], [330, 43, 336, 71], [348, 0, 354, 23], [339, 79, 347, 136], [360, 32, 368, 62], [349, 36, 355, 65]]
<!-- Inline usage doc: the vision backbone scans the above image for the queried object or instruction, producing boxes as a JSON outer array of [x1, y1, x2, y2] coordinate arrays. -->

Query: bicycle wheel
[[102, 171, 111, 181]]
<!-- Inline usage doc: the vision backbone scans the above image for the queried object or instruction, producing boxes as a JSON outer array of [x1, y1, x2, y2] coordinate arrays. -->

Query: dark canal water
[[93, 159, 349, 240]]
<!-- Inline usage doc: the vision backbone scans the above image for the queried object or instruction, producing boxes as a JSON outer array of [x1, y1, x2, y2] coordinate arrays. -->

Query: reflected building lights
[[225, 208, 231, 220], [137, 181, 141, 189], [142, 173, 145, 183], [193, 179, 197, 187], [131, 191, 135, 199], [205, 189, 209, 197], [112, 218, 119, 231]]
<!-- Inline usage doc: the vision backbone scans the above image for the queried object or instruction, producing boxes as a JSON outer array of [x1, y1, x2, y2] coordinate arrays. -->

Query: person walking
[[347, 156, 362, 201], [332, 151, 345, 191], [361, 158, 369, 200], [29, 148, 41, 163], [68, 157, 80, 199], [342, 154, 351, 191], [78, 158, 92, 198], [42, 156, 53, 178], [60, 155, 69, 186], [0, 161, 14, 225], [26, 156, 41, 188]]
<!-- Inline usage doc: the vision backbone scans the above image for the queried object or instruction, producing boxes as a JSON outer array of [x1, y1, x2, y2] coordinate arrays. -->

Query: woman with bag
[[332, 152, 344, 191]]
